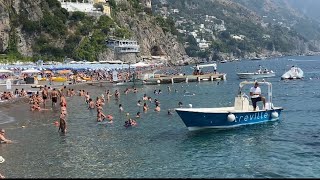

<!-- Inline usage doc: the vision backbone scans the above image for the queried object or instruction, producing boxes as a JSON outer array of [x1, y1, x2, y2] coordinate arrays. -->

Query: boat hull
[[175, 108, 283, 131], [237, 73, 275, 79]]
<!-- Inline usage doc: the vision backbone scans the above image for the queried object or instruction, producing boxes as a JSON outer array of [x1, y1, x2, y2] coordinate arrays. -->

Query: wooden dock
[[85, 73, 226, 86], [143, 73, 226, 84]]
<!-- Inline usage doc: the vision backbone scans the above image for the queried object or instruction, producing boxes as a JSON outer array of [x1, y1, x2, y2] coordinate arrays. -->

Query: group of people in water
[[28, 85, 70, 133], [79, 86, 170, 127], [24, 81, 180, 131], [0, 88, 28, 101]]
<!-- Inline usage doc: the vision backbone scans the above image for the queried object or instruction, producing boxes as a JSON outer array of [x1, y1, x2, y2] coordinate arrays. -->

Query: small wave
[[184, 93, 196, 96], [0, 111, 16, 124]]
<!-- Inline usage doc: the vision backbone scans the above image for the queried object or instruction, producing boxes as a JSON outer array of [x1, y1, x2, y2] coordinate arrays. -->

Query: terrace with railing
[[106, 39, 140, 53]]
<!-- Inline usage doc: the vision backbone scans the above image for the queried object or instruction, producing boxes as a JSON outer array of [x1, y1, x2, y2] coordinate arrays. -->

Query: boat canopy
[[238, 80, 273, 106], [193, 63, 217, 68]]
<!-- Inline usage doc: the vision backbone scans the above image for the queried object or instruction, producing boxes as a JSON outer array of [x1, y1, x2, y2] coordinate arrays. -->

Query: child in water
[[59, 112, 67, 133]]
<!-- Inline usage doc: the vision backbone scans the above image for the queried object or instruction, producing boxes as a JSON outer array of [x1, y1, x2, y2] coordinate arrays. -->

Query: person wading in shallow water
[[42, 85, 48, 108], [51, 88, 59, 107], [59, 112, 67, 133], [0, 129, 12, 144]]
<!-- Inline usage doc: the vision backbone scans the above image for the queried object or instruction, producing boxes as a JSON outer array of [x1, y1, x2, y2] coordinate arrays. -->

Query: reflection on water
[[1, 56, 320, 178]]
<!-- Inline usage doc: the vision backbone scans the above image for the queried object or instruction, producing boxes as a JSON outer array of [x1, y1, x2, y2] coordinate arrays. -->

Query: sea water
[[1, 56, 320, 178]]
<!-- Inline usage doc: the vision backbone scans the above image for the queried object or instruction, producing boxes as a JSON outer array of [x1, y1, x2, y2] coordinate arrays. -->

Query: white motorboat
[[281, 66, 304, 80], [237, 67, 275, 79], [175, 80, 283, 131]]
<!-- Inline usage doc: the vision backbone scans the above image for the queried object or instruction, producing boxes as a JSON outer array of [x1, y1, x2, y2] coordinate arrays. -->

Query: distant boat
[[175, 81, 283, 131], [237, 67, 275, 79], [250, 57, 262, 60], [281, 66, 304, 80], [99, 60, 125, 64], [220, 60, 227, 63]]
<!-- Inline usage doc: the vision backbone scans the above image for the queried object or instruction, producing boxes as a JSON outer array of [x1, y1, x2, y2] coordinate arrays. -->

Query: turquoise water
[[1, 56, 320, 178]]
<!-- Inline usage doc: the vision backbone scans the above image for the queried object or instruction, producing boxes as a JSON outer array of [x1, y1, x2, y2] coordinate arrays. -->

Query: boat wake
[[289, 59, 318, 62]]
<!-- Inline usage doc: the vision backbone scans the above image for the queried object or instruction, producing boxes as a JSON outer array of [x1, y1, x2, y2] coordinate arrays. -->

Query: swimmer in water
[[119, 104, 124, 111], [88, 98, 95, 109], [154, 104, 161, 112], [143, 103, 149, 112], [136, 112, 141, 118], [97, 109, 106, 122]]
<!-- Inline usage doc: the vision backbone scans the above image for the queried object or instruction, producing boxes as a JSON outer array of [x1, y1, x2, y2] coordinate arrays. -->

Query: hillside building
[[58, 0, 111, 16], [198, 39, 209, 51], [106, 38, 140, 53]]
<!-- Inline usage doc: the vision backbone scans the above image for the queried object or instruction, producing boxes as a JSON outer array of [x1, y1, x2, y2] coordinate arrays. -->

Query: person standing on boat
[[258, 65, 262, 74], [213, 64, 217, 74], [194, 64, 200, 75], [250, 82, 266, 111]]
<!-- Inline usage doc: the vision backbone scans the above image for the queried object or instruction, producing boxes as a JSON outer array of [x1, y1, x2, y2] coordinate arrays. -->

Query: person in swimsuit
[[51, 88, 58, 107], [0, 129, 12, 144], [42, 85, 48, 108], [88, 98, 95, 109], [59, 112, 67, 133], [143, 103, 149, 112]]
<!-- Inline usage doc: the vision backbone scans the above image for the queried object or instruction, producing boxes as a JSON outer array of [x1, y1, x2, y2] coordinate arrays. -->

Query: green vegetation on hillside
[[154, 0, 315, 59], [2, 0, 136, 62]]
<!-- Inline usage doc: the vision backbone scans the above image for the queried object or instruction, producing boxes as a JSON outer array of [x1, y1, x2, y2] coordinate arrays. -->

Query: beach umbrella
[[0, 69, 13, 73], [21, 68, 41, 73], [44, 70, 53, 74], [58, 69, 72, 74], [131, 62, 151, 68]]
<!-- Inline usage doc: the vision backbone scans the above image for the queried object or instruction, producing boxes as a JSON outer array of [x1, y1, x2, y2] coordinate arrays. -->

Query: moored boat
[[281, 65, 304, 80], [175, 81, 283, 131], [237, 66, 275, 79]]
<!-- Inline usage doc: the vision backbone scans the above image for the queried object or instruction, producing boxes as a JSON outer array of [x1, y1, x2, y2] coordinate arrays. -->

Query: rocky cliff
[[114, 11, 187, 64], [0, 0, 190, 65], [0, 0, 11, 53]]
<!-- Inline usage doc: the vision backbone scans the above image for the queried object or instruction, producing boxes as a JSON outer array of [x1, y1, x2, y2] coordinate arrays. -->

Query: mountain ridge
[[152, 0, 320, 60]]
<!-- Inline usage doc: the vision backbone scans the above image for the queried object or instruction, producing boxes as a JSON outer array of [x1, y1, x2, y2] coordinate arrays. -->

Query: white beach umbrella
[[21, 68, 41, 74], [131, 62, 151, 68], [0, 69, 13, 73]]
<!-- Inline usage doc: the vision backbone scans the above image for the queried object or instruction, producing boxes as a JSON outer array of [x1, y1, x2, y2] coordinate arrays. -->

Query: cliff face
[[0, 0, 44, 56], [0, 0, 189, 64], [0, 0, 11, 53], [115, 11, 187, 64]]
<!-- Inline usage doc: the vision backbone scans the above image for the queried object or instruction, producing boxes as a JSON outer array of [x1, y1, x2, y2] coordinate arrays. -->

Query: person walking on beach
[[0, 129, 12, 144]]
